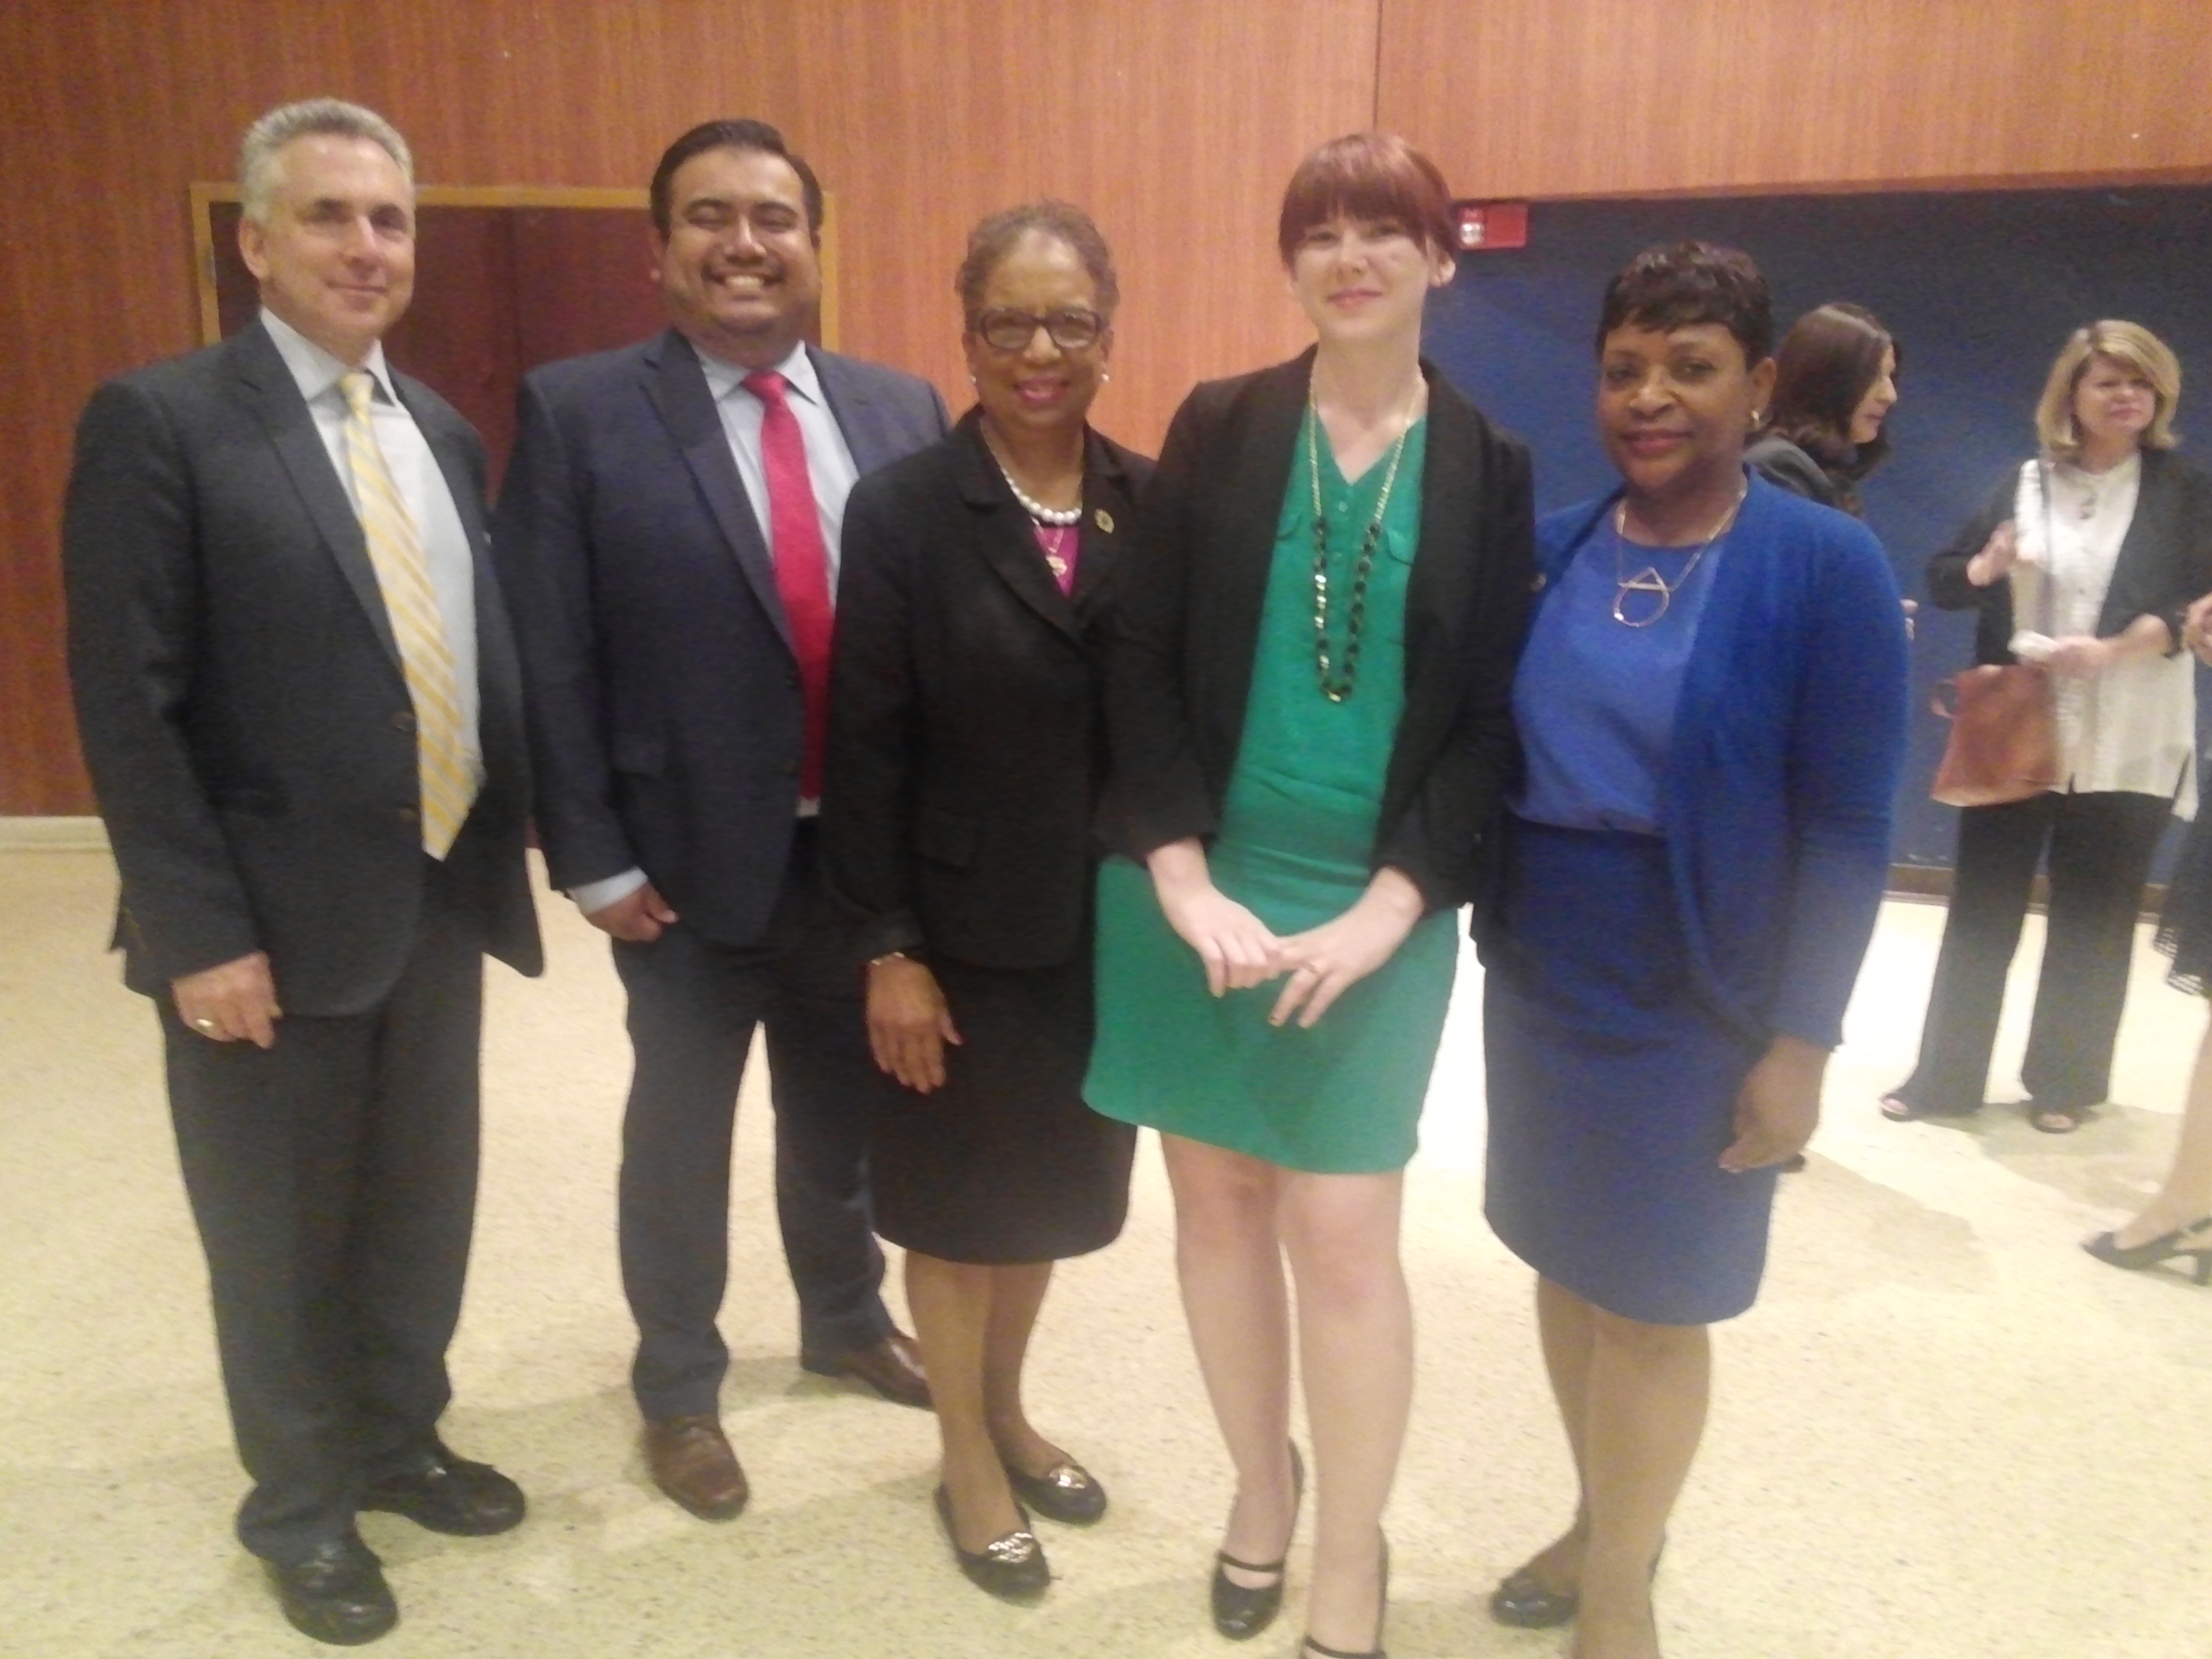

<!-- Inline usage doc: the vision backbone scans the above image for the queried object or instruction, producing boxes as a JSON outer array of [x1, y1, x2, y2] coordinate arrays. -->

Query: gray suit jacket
[[64, 317, 542, 1013], [493, 329, 950, 945]]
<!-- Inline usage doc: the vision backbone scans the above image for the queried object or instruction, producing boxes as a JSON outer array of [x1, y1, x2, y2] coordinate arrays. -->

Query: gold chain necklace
[[1611, 483, 1746, 627], [1308, 386, 1418, 701]]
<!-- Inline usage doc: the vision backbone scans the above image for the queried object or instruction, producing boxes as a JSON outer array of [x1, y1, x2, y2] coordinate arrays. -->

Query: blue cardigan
[[1488, 474, 1909, 1052]]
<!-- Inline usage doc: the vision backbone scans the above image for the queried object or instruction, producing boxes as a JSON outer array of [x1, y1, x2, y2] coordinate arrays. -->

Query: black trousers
[[611, 822, 889, 1421], [1901, 789, 2172, 1113], [162, 852, 486, 1563]]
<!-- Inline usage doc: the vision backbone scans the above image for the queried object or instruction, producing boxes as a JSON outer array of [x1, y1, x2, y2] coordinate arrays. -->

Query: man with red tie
[[492, 120, 948, 1519]]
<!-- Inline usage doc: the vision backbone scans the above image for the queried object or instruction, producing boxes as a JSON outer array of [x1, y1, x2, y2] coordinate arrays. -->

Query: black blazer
[[63, 318, 542, 1013], [823, 412, 1152, 969], [1926, 447, 2212, 665], [1101, 350, 1535, 911], [492, 329, 949, 946]]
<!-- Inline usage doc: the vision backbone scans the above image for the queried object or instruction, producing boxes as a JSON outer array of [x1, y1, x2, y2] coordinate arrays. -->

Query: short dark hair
[[955, 200, 1120, 330], [649, 119, 824, 239], [1277, 132, 1455, 266], [1596, 241, 1773, 366], [1765, 302, 1899, 477]]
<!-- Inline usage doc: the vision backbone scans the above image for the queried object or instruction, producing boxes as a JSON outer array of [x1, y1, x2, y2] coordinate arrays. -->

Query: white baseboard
[[0, 816, 110, 852]]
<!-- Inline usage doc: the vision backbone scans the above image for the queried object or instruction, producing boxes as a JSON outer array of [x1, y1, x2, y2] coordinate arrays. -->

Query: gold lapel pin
[[1094, 508, 1115, 533]]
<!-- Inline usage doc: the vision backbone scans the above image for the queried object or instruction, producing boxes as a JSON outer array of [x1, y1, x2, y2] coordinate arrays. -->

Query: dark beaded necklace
[[1306, 390, 1414, 702]]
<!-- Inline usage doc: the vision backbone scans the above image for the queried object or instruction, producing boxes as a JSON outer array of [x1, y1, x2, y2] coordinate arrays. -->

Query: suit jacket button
[[786, 668, 801, 689], [392, 710, 416, 731], [781, 760, 799, 777], [396, 806, 418, 825]]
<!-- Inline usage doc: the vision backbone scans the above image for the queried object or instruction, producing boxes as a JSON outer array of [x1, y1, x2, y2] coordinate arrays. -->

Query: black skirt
[[866, 952, 1135, 1264]]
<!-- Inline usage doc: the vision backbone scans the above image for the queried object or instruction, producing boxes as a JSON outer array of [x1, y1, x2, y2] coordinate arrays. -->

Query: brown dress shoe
[[642, 1414, 750, 1520], [799, 1330, 932, 1409]]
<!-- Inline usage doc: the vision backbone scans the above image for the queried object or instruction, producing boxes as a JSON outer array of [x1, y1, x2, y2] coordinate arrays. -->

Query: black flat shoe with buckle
[[934, 1484, 1050, 1601], [1002, 1455, 1107, 1525]]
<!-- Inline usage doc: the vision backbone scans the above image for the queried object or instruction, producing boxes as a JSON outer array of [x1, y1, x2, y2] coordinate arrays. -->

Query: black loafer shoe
[[362, 1444, 526, 1536], [265, 1534, 397, 1646], [934, 1485, 1050, 1601], [1003, 1456, 1107, 1525]]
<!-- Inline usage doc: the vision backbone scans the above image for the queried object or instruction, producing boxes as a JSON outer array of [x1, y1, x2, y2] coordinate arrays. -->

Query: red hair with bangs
[[1276, 132, 1455, 266]]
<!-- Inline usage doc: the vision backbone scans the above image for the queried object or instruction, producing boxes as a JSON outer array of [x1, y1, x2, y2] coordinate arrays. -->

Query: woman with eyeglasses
[[1086, 133, 1533, 1658], [823, 201, 1146, 1601]]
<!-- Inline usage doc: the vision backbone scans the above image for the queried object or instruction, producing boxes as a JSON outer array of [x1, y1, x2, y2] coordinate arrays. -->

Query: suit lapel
[[952, 417, 1079, 638], [645, 329, 794, 653], [813, 345, 905, 475], [1404, 371, 1482, 660], [225, 322, 403, 671], [1071, 428, 1137, 618]]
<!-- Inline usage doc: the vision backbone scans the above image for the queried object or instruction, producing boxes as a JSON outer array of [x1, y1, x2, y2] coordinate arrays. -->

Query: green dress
[[1084, 417, 1458, 1173]]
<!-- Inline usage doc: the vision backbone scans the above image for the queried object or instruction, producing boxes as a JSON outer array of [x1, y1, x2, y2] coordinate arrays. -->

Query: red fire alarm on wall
[[1453, 201, 1529, 251]]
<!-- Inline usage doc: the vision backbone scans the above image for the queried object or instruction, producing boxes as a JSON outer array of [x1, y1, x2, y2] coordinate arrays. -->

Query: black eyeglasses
[[974, 307, 1105, 353]]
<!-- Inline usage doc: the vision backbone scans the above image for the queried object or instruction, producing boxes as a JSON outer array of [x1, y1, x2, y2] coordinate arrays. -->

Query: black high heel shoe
[[933, 1485, 1050, 1601], [1489, 1535, 1664, 1628], [1301, 1532, 1387, 1659], [1210, 1443, 1302, 1640], [2084, 1217, 2212, 1284]]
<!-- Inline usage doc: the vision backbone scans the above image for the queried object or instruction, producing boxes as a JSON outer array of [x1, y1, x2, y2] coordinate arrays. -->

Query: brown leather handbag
[[1929, 663, 2057, 807]]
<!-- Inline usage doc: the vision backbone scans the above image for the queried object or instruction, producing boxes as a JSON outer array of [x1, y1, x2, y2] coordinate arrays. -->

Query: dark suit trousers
[[613, 822, 889, 1419], [162, 851, 486, 1563], [1903, 789, 2171, 1113]]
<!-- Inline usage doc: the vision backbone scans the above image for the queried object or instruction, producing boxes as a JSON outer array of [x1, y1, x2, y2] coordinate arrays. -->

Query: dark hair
[[1596, 241, 1773, 366], [1764, 302, 1899, 483], [956, 200, 1120, 328], [1276, 132, 1455, 266], [649, 119, 824, 239]]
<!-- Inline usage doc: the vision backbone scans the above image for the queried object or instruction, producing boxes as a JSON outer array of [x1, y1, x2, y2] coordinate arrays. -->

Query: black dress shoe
[[265, 1534, 397, 1646], [934, 1484, 1050, 1601], [800, 1331, 932, 1409], [1002, 1455, 1107, 1525], [361, 1444, 526, 1536], [1212, 1443, 1302, 1640]]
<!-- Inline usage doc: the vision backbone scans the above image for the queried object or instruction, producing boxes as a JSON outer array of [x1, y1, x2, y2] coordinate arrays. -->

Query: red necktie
[[743, 371, 835, 798]]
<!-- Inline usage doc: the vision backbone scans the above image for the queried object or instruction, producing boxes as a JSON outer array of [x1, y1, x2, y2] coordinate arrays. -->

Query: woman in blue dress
[[1478, 244, 1909, 1658]]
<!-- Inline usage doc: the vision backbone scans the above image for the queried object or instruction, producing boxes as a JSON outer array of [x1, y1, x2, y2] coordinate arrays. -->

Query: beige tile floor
[[3, 848, 2209, 1658]]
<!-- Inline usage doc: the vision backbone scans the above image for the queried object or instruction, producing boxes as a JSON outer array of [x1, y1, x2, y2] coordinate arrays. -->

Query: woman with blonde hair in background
[[1883, 321, 2212, 1133]]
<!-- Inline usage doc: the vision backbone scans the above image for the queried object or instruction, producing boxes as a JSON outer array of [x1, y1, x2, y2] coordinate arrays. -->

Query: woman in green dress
[[1087, 132, 1534, 1658]]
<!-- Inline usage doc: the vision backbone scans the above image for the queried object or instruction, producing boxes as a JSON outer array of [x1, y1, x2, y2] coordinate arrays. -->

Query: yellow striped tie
[[340, 371, 476, 858]]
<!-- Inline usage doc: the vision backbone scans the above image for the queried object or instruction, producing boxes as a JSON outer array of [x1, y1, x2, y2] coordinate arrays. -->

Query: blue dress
[[1484, 507, 1777, 1325]]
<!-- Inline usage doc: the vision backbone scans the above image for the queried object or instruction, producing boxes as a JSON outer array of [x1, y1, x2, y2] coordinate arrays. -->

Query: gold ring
[[191, 1016, 218, 1033]]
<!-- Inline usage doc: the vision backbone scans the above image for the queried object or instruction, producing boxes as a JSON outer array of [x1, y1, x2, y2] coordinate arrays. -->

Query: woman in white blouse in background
[[1884, 321, 2212, 1133]]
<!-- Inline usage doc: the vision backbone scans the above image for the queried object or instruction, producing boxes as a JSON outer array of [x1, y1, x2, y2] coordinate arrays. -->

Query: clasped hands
[[1149, 847, 1425, 1030]]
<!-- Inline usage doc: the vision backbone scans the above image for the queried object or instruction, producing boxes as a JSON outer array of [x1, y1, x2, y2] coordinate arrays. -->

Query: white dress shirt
[[259, 308, 482, 778], [2012, 453, 2196, 817]]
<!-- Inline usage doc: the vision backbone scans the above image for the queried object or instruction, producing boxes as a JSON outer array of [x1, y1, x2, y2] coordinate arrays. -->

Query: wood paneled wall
[[1378, 0, 2212, 198], [6, 0, 2208, 814]]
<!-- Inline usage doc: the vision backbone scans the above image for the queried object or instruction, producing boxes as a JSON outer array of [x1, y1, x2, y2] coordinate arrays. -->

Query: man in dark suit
[[63, 100, 543, 1645], [492, 119, 948, 1521]]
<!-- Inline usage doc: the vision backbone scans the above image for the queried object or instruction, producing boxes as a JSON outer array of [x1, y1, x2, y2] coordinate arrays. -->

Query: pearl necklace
[[983, 438, 1082, 525]]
